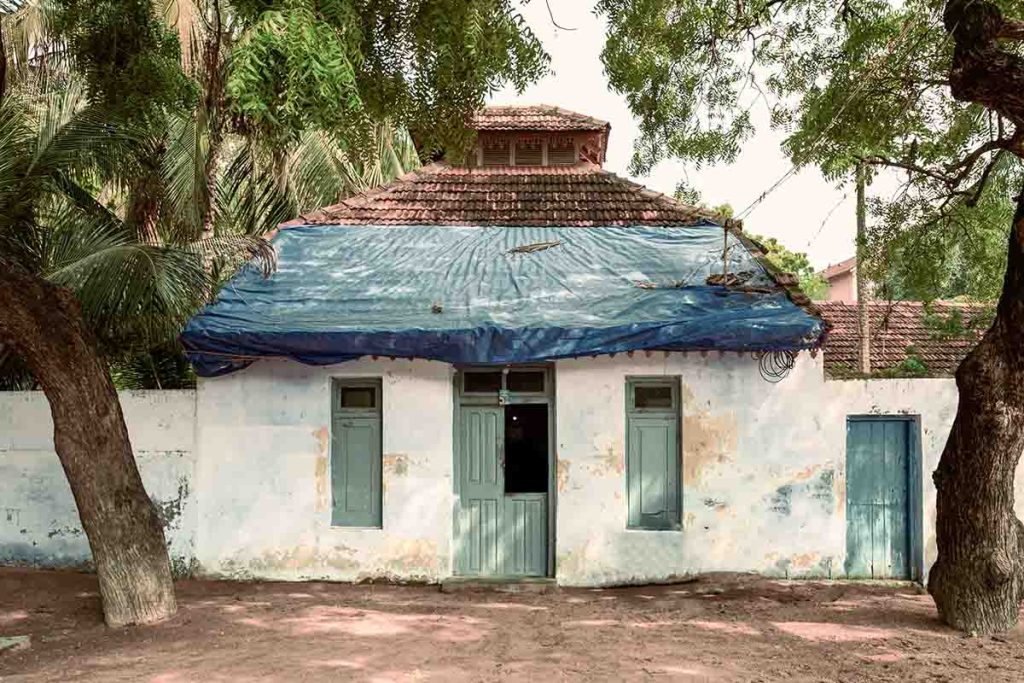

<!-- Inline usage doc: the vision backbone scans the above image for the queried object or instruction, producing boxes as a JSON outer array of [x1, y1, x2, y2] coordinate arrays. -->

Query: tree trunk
[[0, 263, 176, 627], [927, 188, 1024, 634], [855, 161, 870, 374]]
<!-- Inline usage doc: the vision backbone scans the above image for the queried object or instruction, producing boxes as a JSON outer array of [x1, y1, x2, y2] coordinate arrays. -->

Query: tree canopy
[[598, 0, 1016, 302]]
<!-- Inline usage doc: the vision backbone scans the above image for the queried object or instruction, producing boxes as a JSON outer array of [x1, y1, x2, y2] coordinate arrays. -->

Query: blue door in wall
[[845, 418, 916, 579]]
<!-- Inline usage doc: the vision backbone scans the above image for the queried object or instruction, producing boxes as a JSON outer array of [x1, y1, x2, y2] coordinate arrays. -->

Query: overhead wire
[[734, 15, 924, 222]]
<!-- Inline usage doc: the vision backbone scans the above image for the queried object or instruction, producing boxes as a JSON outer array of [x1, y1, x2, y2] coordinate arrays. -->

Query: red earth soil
[[1, 568, 1023, 681]]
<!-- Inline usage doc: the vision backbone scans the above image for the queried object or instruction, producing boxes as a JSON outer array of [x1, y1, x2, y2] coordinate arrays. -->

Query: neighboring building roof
[[183, 225, 828, 377], [469, 105, 609, 132], [821, 256, 856, 281], [296, 164, 716, 227], [818, 301, 992, 378]]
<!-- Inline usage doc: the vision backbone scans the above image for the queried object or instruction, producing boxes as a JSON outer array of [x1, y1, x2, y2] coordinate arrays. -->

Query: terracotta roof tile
[[469, 105, 609, 132], [297, 163, 717, 227], [822, 256, 856, 280], [818, 301, 992, 377]]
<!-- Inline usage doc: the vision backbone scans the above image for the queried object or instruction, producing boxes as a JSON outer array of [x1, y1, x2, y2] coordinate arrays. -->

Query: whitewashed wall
[[553, 352, 1024, 586], [0, 391, 197, 575], [193, 358, 455, 582], [3, 353, 1024, 586]]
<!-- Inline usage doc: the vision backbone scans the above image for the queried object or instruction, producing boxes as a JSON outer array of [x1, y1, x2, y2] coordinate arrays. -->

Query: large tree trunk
[[928, 189, 1024, 634], [0, 264, 176, 627]]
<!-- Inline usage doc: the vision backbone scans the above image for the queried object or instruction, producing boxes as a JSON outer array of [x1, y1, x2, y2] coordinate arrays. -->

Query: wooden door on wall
[[454, 368, 550, 577], [845, 418, 915, 579]]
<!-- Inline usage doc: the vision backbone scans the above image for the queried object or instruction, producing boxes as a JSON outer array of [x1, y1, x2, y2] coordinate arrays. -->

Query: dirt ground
[[2, 568, 1024, 682]]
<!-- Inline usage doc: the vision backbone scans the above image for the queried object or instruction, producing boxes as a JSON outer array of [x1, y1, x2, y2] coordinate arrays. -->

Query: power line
[[735, 16, 922, 222]]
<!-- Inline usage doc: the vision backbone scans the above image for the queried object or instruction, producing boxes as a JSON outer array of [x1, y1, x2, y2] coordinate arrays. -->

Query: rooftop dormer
[[466, 105, 610, 168]]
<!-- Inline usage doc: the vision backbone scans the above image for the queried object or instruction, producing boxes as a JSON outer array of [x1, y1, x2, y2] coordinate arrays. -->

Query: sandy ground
[[2, 568, 1024, 682]]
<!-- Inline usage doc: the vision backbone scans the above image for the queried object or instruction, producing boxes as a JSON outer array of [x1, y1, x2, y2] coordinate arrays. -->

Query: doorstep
[[439, 576, 558, 594]]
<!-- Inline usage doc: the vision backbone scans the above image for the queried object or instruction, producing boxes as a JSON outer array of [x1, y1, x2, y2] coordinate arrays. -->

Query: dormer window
[[514, 138, 544, 166], [548, 136, 578, 166], [482, 138, 511, 166]]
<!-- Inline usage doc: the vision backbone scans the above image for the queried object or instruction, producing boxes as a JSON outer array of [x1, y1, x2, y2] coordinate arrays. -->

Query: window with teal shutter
[[626, 377, 681, 530], [331, 379, 382, 527]]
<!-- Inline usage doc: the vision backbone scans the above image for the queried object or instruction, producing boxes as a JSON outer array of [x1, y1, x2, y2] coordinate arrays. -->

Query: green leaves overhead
[[599, 0, 1016, 302], [51, 0, 194, 121], [227, 0, 549, 154]]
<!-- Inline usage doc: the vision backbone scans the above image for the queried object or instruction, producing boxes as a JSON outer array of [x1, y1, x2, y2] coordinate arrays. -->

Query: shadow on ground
[[2, 568, 1023, 682]]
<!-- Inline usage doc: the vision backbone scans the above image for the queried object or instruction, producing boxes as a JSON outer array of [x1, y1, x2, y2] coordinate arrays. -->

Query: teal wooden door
[[456, 406, 504, 575], [845, 418, 913, 579], [455, 402, 548, 577]]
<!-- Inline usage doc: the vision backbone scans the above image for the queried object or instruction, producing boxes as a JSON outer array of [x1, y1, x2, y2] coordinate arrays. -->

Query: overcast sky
[[493, 1, 860, 270]]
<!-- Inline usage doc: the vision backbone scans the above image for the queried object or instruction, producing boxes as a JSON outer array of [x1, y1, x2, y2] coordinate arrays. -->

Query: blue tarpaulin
[[182, 225, 826, 376]]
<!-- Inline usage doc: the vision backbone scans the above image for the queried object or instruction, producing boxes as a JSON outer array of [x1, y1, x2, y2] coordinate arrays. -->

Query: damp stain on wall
[[682, 410, 738, 485], [313, 426, 330, 512], [383, 453, 411, 477], [557, 458, 571, 493], [588, 442, 624, 476]]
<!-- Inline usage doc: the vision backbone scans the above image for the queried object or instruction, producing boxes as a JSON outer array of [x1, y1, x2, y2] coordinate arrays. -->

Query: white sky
[[493, 1, 860, 270]]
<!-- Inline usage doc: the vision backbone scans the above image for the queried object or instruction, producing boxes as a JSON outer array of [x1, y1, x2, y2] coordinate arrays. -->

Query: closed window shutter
[[482, 140, 511, 166], [548, 137, 577, 165], [331, 380, 383, 527], [626, 379, 681, 530], [514, 139, 543, 166]]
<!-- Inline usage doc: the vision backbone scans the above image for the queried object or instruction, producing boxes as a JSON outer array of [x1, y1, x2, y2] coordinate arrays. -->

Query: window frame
[[624, 376, 682, 531], [330, 378, 383, 528]]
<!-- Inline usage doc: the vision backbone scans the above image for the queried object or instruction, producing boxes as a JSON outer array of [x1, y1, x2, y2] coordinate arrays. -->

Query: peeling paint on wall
[[314, 425, 330, 513], [682, 410, 737, 485], [153, 478, 190, 529], [557, 458, 571, 492], [587, 443, 624, 476], [383, 453, 411, 477]]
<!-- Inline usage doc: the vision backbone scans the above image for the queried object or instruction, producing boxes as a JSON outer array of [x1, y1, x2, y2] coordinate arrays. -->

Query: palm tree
[[0, 81, 269, 626]]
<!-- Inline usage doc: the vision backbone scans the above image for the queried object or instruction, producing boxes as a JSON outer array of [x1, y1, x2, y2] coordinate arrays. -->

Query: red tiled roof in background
[[298, 163, 717, 227], [821, 256, 856, 281], [818, 301, 992, 377], [469, 105, 610, 132]]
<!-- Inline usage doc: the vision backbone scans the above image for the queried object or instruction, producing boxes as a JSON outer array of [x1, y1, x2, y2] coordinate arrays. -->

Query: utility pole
[[856, 161, 871, 374]]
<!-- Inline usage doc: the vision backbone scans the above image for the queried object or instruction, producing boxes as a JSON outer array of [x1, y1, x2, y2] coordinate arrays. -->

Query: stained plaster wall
[[4, 353, 1024, 587], [193, 358, 455, 582], [552, 351, 1024, 586], [0, 391, 197, 575]]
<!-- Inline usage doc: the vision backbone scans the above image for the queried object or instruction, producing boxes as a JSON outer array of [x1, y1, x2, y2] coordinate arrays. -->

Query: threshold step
[[440, 576, 558, 594]]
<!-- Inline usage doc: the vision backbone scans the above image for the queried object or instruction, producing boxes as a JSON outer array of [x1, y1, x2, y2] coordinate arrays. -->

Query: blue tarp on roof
[[182, 225, 826, 376]]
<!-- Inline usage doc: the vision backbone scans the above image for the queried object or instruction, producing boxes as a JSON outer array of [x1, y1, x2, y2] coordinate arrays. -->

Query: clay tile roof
[[822, 256, 857, 280], [469, 104, 610, 132], [296, 163, 717, 227], [818, 301, 992, 378]]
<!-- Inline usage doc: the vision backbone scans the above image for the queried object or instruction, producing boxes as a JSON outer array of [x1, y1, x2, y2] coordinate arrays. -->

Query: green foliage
[[226, 0, 549, 154], [748, 232, 829, 299], [599, 0, 1015, 303], [50, 0, 194, 120], [921, 303, 995, 340]]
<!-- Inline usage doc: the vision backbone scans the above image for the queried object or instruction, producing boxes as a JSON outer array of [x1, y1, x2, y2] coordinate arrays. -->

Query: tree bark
[[927, 188, 1024, 634], [0, 263, 176, 627], [855, 161, 870, 374]]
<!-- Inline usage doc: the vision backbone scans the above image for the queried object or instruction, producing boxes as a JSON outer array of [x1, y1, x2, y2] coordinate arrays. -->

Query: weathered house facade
[[3, 106, 1022, 587]]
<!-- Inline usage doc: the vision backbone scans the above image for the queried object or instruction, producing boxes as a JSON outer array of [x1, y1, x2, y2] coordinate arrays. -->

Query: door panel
[[845, 419, 912, 579], [504, 494, 547, 576], [456, 406, 503, 575], [455, 399, 550, 577], [627, 415, 679, 529], [331, 416, 381, 527]]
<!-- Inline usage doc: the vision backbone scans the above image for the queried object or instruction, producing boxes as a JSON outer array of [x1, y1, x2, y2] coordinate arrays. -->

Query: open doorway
[[454, 366, 554, 577], [504, 404, 549, 494]]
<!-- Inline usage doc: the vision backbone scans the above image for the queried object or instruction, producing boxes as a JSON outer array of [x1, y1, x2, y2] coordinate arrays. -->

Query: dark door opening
[[504, 404, 548, 494]]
